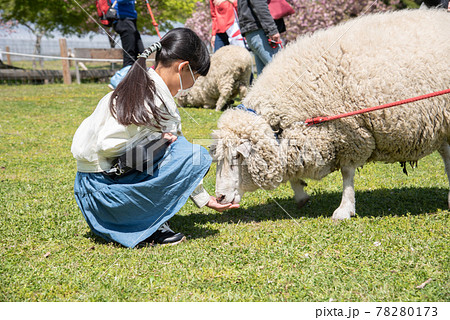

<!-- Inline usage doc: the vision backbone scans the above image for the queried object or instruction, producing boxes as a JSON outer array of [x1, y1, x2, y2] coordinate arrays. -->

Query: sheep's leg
[[332, 165, 356, 220], [290, 179, 310, 209], [438, 141, 450, 209], [215, 83, 234, 111], [239, 83, 248, 99], [215, 95, 228, 111]]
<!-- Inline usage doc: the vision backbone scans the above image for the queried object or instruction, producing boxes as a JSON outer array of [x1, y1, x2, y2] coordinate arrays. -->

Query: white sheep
[[210, 9, 450, 220], [177, 45, 253, 111]]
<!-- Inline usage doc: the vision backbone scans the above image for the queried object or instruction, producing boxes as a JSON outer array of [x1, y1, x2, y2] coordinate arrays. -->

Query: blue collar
[[235, 104, 257, 115]]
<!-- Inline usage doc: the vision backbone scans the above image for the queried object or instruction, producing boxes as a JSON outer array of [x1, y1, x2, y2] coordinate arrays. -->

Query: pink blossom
[[185, 1, 212, 44]]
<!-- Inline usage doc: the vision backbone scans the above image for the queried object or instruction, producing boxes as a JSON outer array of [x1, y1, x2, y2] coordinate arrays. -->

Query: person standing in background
[[237, 0, 281, 75], [113, 0, 145, 68], [210, 0, 247, 52], [420, 0, 449, 9]]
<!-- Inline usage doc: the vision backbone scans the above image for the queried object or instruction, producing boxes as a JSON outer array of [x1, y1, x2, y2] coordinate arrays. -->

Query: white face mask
[[174, 63, 196, 99]]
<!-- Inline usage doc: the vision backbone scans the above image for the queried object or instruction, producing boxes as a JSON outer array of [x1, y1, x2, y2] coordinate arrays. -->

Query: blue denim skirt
[[74, 136, 212, 248]]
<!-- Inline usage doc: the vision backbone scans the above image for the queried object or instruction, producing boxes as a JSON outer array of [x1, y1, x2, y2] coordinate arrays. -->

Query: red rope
[[144, 0, 161, 39], [305, 88, 450, 126]]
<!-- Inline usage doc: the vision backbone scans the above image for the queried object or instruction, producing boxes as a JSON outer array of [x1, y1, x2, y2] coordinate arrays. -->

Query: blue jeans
[[214, 33, 230, 52], [244, 29, 280, 75]]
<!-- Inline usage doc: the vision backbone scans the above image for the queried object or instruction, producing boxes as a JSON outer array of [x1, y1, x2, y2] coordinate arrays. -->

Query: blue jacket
[[114, 0, 138, 19]]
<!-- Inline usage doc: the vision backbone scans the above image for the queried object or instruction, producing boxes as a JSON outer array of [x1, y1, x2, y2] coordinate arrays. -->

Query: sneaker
[[144, 222, 186, 246]]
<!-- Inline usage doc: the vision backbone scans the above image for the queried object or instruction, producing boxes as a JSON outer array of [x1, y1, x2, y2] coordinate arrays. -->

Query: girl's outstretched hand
[[206, 196, 240, 212], [162, 132, 177, 144]]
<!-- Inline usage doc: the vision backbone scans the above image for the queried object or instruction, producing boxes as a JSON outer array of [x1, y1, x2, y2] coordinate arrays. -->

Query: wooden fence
[[0, 39, 123, 84], [0, 69, 116, 84]]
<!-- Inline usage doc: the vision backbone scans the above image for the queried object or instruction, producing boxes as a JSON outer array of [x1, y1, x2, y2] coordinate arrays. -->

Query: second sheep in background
[[177, 45, 253, 111]]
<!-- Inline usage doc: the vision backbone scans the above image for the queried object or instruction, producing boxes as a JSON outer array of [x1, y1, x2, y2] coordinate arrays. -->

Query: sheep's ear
[[208, 137, 220, 162], [236, 141, 251, 158]]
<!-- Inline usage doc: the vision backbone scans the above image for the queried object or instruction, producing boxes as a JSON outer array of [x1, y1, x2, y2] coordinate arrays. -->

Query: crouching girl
[[71, 28, 239, 248]]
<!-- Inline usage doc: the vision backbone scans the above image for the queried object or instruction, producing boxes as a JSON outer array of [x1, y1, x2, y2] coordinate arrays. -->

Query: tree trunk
[[33, 31, 45, 69]]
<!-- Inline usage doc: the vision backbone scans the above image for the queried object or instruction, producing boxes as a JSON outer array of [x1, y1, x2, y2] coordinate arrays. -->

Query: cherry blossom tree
[[185, 1, 212, 44]]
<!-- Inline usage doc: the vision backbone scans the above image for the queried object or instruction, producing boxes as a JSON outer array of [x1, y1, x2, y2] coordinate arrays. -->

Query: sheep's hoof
[[296, 195, 310, 209], [331, 207, 353, 220]]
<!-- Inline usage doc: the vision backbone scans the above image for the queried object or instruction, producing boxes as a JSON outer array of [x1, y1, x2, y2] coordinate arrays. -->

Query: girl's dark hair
[[109, 28, 210, 127]]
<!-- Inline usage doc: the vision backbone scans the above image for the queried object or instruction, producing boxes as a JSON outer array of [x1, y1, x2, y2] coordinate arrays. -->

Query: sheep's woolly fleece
[[212, 9, 450, 190], [177, 45, 253, 111]]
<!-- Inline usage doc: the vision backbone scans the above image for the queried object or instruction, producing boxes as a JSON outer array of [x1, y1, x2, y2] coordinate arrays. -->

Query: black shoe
[[144, 222, 186, 246]]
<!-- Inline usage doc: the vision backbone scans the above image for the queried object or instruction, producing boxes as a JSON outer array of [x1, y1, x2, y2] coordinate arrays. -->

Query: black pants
[[113, 18, 145, 68]]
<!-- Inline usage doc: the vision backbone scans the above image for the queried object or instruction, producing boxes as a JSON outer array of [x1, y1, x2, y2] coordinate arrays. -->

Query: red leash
[[268, 39, 283, 49], [305, 88, 450, 126]]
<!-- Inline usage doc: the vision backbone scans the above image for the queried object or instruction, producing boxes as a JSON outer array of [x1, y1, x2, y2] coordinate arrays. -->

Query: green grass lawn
[[0, 84, 448, 301]]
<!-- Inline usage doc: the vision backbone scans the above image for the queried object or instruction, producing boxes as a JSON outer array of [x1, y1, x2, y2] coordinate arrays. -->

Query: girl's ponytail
[[138, 42, 162, 60], [109, 41, 165, 127]]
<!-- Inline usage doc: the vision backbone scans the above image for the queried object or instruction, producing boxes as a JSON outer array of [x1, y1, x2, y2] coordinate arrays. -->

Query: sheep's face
[[210, 108, 281, 204], [175, 90, 190, 106], [210, 139, 258, 204]]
